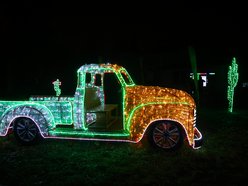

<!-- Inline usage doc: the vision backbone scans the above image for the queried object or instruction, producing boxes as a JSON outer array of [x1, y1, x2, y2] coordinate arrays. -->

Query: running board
[[48, 128, 130, 140]]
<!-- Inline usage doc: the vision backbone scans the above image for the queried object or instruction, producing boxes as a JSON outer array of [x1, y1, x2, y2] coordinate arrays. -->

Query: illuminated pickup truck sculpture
[[0, 64, 202, 150]]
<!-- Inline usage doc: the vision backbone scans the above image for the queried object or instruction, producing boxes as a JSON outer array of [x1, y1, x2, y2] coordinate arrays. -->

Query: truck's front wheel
[[148, 121, 183, 151], [13, 117, 41, 145]]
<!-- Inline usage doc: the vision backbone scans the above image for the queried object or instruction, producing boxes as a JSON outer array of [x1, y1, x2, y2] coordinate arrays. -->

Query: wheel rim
[[152, 122, 180, 149], [15, 118, 38, 142]]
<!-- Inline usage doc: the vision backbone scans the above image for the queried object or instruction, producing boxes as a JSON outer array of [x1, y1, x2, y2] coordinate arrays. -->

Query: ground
[[0, 106, 248, 185]]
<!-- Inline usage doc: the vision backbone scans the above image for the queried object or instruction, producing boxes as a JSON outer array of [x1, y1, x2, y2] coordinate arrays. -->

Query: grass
[[0, 107, 248, 185]]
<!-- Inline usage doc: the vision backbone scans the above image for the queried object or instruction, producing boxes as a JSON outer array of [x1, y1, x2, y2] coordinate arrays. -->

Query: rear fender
[[0, 104, 55, 137]]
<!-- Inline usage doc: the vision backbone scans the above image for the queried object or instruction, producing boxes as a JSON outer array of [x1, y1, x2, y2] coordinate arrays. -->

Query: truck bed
[[29, 96, 74, 125]]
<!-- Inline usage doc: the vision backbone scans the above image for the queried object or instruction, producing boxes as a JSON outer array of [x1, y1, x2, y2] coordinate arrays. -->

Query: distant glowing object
[[227, 57, 239, 113]]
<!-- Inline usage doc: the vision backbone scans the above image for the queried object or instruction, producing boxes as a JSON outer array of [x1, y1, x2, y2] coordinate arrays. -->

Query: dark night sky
[[0, 4, 247, 99]]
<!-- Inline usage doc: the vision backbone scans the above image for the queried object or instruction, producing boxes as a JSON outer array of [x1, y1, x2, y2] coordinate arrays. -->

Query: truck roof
[[77, 63, 123, 73]]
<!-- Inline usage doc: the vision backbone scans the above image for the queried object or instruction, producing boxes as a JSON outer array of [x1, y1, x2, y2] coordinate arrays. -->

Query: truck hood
[[125, 85, 196, 109]]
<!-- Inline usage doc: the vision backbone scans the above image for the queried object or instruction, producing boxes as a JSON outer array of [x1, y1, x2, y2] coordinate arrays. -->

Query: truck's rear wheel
[[13, 117, 40, 145], [148, 121, 183, 151]]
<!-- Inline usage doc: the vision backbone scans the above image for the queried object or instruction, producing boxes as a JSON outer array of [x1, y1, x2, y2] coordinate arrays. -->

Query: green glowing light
[[188, 47, 199, 104], [52, 79, 61, 97], [227, 57, 239, 113]]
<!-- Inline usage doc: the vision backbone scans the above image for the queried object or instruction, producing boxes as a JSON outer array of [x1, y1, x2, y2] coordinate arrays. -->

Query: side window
[[95, 74, 102, 86], [121, 72, 131, 85], [85, 73, 91, 84]]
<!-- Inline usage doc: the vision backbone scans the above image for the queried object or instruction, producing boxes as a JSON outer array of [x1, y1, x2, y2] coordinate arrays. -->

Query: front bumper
[[193, 127, 203, 149]]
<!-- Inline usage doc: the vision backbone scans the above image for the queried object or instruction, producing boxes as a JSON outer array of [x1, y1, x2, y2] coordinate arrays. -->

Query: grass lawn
[[0, 107, 248, 185]]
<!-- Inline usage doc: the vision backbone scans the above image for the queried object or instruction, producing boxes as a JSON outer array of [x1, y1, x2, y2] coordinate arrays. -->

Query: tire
[[13, 117, 41, 145], [148, 121, 183, 151]]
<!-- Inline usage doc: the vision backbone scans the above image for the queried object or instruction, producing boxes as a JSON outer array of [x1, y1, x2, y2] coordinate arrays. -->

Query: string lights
[[124, 85, 197, 146], [227, 57, 239, 113], [52, 79, 62, 97], [0, 63, 202, 149]]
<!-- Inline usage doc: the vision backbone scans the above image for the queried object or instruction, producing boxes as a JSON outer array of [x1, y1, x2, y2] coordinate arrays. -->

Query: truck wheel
[[148, 121, 183, 151], [13, 117, 40, 145]]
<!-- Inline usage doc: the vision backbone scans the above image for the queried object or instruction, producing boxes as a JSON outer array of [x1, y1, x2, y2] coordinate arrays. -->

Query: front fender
[[126, 103, 194, 146], [0, 103, 55, 137]]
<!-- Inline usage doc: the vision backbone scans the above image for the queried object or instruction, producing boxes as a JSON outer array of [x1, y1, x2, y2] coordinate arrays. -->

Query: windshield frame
[[119, 68, 135, 86]]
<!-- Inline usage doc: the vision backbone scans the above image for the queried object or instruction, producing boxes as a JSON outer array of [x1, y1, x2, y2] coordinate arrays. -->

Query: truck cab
[[73, 63, 133, 132]]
